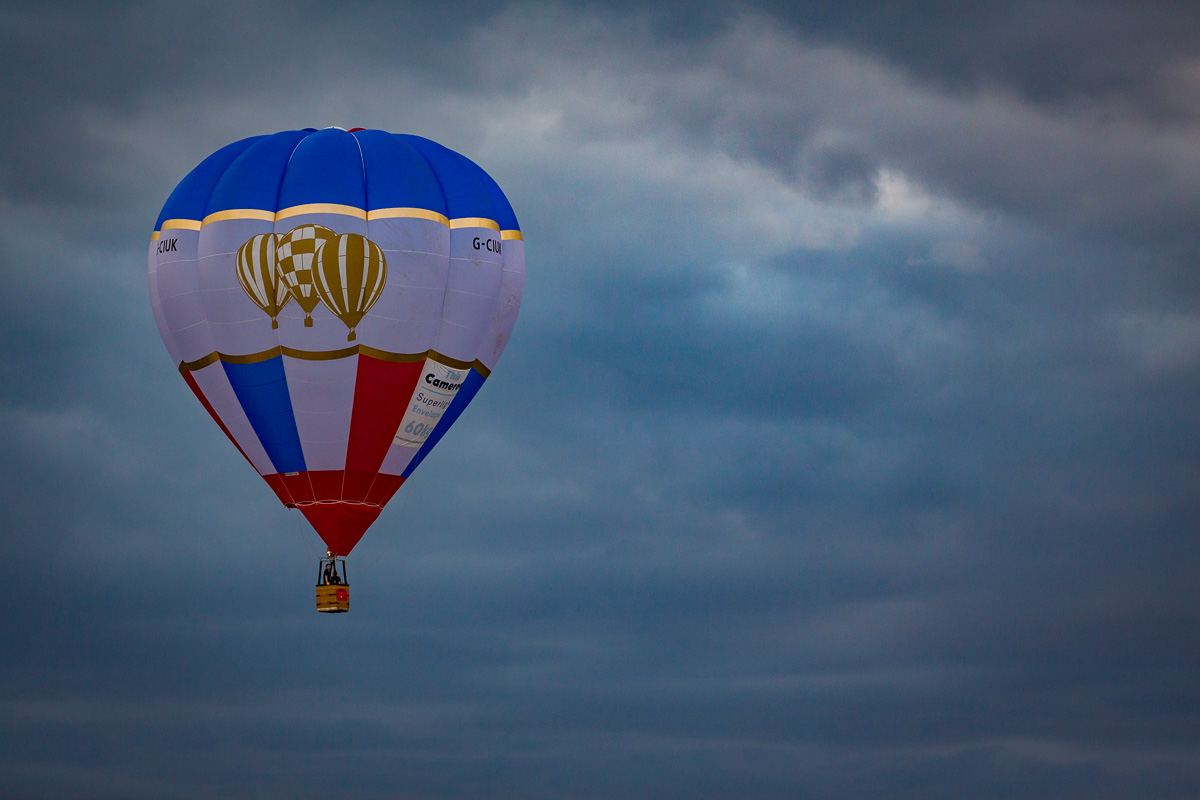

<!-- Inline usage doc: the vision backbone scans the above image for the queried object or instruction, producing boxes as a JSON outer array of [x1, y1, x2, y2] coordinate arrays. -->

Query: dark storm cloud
[[1, 1, 1199, 798], [0, 0, 514, 211], [579, 16, 1200, 253], [771, 0, 1200, 118], [608, 0, 1200, 119]]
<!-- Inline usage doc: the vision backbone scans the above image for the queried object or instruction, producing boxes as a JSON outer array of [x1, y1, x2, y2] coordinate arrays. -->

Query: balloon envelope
[[148, 128, 524, 555]]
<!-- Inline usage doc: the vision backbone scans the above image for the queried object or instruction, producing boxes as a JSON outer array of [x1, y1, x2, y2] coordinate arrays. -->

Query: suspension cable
[[291, 507, 318, 565], [355, 483, 410, 575]]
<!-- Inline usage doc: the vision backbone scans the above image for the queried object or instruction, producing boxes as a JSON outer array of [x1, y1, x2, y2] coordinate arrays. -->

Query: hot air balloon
[[148, 128, 525, 612]]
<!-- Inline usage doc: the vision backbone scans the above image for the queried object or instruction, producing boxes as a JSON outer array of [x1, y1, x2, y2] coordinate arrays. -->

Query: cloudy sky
[[3, 1, 1199, 797]]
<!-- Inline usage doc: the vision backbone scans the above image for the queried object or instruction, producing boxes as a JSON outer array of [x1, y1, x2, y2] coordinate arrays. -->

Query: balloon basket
[[316, 554, 349, 613], [316, 584, 350, 613]]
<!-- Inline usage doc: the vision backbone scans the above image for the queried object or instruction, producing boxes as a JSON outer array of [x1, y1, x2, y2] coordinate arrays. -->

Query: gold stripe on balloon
[[366, 207, 450, 226], [201, 209, 275, 226], [281, 345, 361, 361], [160, 218, 202, 232], [177, 352, 221, 373], [449, 217, 500, 231], [178, 347, 490, 377], [501, 230, 523, 240], [162, 208, 503, 231], [276, 203, 368, 221], [220, 349, 285, 366], [357, 346, 430, 364]]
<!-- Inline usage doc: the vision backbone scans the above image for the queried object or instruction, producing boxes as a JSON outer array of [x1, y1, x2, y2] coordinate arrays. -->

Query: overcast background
[[2, 1, 1199, 797]]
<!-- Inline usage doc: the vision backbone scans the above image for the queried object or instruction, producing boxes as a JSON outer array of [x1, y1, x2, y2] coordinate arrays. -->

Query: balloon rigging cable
[[356, 486, 408, 575], [287, 488, 408, 575], [291, 507, 317, 566]]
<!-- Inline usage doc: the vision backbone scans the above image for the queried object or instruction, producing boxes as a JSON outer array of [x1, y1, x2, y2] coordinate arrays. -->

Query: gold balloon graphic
[[312, 233, 388, 342], [276, 224, 337, 326], [235, 233, 291, 328]]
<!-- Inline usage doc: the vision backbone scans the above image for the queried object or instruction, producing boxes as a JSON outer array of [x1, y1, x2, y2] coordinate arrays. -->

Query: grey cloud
[[611, 0, 1200, 121]]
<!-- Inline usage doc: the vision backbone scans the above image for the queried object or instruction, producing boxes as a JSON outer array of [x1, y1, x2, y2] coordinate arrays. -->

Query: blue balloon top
[[154, 128, 520, 232]]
